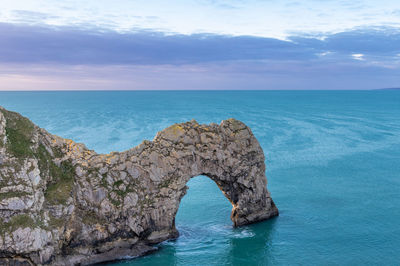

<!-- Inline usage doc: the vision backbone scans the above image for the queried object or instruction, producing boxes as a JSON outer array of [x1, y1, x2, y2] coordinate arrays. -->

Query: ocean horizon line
[[0, 88, 396, 92]]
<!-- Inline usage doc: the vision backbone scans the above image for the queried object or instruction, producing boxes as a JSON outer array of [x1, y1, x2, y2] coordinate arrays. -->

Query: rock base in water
[[0, 106, 278, 265]]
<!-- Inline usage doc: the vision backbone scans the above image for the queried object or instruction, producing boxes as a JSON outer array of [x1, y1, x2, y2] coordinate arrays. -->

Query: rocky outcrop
[[0, 106, 278, 265]]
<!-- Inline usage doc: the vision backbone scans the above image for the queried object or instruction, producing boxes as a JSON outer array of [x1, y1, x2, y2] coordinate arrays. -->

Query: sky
[[0, 0, 399, 90]]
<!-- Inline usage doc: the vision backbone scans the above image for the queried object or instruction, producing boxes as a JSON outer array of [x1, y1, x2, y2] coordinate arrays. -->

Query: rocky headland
[[0, 106, 278, 265]]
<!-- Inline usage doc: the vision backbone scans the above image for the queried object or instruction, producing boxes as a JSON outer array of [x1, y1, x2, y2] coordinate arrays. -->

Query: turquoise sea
[[0, 91, 399, 265]]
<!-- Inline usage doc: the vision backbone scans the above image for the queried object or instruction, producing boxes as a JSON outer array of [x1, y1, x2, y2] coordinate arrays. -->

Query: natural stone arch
[[0, 107, 278, 265], [153, 119, 279, 228]]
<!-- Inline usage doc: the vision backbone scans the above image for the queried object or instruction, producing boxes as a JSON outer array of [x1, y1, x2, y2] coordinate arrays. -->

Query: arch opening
[[175, 175, 233, 228]]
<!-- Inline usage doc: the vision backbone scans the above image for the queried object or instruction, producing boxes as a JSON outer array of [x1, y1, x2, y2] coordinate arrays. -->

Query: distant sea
[[1, 91, 399, 265]]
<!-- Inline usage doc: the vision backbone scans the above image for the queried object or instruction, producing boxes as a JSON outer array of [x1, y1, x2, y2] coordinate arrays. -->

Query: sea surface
[[0, 91, 399, 265]]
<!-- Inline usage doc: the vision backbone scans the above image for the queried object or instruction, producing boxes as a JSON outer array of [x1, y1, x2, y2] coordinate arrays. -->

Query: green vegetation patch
[[51, 146, 64, 158], [86, 167, 99, 178], [37, 144, 58, 177], [113, 180, 123, 187], [44, 160, 75, 205], [2, 109, 35, 158], [0, 214, 35, 234], [108, 196, 122, 207], [47, 213, 65, 228], [0, 191, 29, 201], [100, 174, 108, 188], [36, 143, 75, 205]]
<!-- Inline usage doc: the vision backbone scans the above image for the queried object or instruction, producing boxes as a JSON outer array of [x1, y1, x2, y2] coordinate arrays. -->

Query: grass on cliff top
[[1, 109, 35, 158], [1, 109, 75, 206]]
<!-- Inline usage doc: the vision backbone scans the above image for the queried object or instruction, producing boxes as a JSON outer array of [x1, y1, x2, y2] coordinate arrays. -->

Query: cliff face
[[0, 106, 278, 265]]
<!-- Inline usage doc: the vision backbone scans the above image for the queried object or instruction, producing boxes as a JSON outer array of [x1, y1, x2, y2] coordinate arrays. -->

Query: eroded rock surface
[[0, 106, 278, 265]]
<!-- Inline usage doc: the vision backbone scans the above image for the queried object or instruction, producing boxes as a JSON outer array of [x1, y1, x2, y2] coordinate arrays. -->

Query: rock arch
[[0, 107, 278, 265], [153, 119, 279, 228]]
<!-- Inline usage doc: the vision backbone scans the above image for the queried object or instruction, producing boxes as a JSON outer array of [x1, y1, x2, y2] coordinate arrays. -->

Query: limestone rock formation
[[0, 106, 278, 265]]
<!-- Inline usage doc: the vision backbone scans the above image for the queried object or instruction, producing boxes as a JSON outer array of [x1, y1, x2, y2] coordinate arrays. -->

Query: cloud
[[0, 23, 314, 65], [0, 22, 399, 90], [352, 53, 364, 60], [290, 27, 400, 55], [196, 0, 243, 9], [11, 10, 59, 23], [1, 23, 400, 66]]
